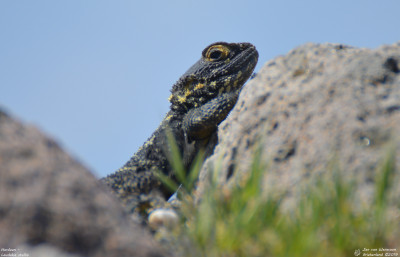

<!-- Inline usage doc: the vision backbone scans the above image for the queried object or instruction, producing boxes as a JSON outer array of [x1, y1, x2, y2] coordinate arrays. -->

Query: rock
[[0, 109, 167, 257], [197, 42, 400, 206]]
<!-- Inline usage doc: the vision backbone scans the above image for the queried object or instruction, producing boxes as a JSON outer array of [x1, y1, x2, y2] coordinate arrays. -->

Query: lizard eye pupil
[[209, 50, 222, 60]]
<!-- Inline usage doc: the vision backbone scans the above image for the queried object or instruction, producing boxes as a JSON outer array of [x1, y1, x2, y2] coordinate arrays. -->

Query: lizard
[[101, 42, 258, 220]]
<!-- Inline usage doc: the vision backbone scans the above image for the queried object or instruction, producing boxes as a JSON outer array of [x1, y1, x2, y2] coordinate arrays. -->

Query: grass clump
[[161, 139, 400, 257]]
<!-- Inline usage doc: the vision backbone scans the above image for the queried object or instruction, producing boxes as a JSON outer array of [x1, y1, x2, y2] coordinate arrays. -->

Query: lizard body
[[102, 42, 258, 217]]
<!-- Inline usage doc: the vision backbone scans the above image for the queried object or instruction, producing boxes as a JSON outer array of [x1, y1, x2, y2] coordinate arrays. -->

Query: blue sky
[[1, 0, 399, 177]]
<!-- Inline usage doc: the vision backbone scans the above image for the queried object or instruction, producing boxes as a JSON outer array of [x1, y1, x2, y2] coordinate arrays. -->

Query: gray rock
[[0, 109, 167, 257], [197, 42, 400, 207]]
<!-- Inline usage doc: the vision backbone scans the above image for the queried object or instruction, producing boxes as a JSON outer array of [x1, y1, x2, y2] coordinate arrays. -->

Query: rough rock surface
[[0, 109, 166, 257], [197, 42, 400, 205]]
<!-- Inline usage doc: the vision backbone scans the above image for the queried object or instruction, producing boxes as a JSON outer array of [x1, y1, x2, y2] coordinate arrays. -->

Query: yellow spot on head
[[194, 83, 206, 90], [177, 95, 186, 103]]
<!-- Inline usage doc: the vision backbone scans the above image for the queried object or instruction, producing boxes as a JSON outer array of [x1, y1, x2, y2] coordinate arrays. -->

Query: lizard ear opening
[[204, 44, 230, 62]]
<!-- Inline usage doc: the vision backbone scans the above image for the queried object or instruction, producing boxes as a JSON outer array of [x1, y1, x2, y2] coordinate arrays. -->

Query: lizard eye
[[204, 44, 230, 62]]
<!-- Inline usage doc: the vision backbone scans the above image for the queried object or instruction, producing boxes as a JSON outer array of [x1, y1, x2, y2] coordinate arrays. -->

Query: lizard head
[[169, 42, 259, 112]]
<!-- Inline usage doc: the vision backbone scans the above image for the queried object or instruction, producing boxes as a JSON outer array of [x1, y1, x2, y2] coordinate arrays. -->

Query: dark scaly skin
[[101, 42, 258, 218]]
